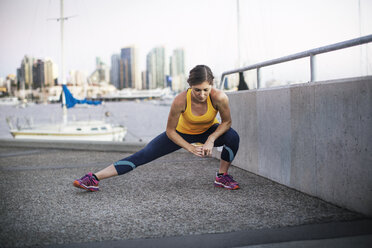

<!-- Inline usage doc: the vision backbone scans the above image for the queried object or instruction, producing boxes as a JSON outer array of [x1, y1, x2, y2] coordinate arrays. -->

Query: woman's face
[[190, 81, 212, 103]]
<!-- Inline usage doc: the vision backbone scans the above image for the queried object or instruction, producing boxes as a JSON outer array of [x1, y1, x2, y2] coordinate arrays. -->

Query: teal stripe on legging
[[223, 145, 234, 162], [114, 160, 136, 169]]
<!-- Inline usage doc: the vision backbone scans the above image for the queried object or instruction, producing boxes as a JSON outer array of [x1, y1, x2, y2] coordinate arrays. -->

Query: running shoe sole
[[214, 181, 240, 190], [73, 180, 99, 192]]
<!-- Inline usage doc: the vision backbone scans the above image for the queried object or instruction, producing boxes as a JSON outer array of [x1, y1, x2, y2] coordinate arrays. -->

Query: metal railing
[[219, 34, 372, 89]]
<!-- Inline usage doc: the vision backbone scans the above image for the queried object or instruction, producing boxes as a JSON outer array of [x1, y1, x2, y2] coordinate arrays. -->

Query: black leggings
[[114, 124, 240, 175]]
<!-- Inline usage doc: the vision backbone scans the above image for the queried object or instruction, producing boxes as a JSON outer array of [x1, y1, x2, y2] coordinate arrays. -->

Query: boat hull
[[10, 121, 127, 142]]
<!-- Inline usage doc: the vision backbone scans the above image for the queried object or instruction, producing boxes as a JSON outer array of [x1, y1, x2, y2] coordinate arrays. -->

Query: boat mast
[[60, 0, 67, 124], [236, 0, 241, 68]]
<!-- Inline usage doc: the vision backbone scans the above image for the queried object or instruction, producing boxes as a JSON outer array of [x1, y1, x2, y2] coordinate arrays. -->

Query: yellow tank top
[[176, 89, 219, 135]]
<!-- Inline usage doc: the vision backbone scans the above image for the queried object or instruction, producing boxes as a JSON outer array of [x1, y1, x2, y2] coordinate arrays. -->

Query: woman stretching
[[73, 65, 240, 191]]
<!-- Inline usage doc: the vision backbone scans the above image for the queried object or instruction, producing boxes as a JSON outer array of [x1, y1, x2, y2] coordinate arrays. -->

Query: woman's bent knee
[[226, 128, 240, 145]]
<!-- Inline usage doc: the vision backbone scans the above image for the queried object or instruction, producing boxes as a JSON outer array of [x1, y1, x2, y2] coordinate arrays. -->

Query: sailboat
[[8, 85, 127, 141], [7, 0, 127, 142], [8, 115, 127, 141]]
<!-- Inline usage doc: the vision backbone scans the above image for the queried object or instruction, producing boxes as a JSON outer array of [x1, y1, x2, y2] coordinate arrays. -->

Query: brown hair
[[187, 65, 214, 86]]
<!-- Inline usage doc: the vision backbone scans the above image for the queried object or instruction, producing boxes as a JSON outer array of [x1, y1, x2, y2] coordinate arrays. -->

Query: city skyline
[[12, 44, 186, 96], [1, 0, 372, 84]]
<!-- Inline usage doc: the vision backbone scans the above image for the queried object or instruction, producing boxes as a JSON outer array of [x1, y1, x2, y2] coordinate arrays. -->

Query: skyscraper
[[170, 48, 186, 92], [32, 59, 44, 89], [17, 55, 34, 90], [69, 70, 86, 86], [110, 54, 120, 89], [120, 46, 140, 89], [44, 58, 58, 87], [141, 71, 148, 89], [146, 46, 166, 89], [89, 57, 110, 84]]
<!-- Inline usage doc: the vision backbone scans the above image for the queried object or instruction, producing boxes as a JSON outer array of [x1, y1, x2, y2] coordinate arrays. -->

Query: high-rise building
[[120, 46, 138, 89], [110, 54, 121, 89], [97, 57, 110, 82], [89, 57, 110, 84], [32, 59, 45, 89], [141, 71, 148, 89], [170, 48, 186, 92], [146, 52, 155, 89], [69, 70, 86, 86], [17, 55, 34, 90], [5, 74, 17, 96], [96, 57, 103, 69], [44, 58, 58, 87], [16, 68, 22, 90], [146, 46, 166, 89]]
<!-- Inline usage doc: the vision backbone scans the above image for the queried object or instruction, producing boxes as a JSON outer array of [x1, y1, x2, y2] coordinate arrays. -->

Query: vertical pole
[[60, 0, 67, 124], [257, 67, 261, 89], [310, 54, 316, 82], [219, 75, 224, 89], [61, 0, 65, 85], [236, 0, 241, 68], [358, 0, 368, 75]]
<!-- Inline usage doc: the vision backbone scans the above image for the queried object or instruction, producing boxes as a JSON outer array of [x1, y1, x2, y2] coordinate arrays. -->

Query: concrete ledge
[[0, 138, 147, 153], [220, 76, 372, 216]]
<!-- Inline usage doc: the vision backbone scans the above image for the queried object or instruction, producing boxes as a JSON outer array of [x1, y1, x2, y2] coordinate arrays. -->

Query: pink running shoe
[[73, 173, 99, 192], [214, 173, 240, 190]]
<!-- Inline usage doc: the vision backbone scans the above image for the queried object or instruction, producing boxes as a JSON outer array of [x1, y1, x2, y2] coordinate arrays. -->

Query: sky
[[0, 0, 371, 85]]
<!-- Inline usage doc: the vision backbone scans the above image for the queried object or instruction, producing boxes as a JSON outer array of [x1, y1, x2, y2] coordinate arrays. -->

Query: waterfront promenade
[[0, 139, 371, 247]]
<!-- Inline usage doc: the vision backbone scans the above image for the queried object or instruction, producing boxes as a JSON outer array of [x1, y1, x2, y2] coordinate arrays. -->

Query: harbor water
[[0, 101, 171, 143]]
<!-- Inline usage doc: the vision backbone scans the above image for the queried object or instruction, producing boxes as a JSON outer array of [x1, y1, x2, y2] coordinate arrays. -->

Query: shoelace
[[81, 174, 96, 185], [220, 174, 237, 185], [223, 174, 235, 183]]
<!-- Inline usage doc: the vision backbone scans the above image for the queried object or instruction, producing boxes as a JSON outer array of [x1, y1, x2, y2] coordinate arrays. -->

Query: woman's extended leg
[[94, 164, 117, 180], [112, 132, 181, 175], [73, 132, 181, 191]]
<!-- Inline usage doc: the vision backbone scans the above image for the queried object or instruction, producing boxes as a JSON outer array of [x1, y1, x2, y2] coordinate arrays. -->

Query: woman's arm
[[166, 92, 204, 157], [202, 89, 232, 156]]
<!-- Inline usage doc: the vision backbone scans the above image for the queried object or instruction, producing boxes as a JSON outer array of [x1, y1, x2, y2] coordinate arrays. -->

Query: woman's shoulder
[[171, 90, 187, 111], [174, 90, 187, 102], [210, 87, 228, 103]]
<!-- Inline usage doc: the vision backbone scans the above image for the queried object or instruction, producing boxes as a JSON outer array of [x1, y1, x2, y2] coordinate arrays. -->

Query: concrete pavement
[[0, 140, 371, 247]]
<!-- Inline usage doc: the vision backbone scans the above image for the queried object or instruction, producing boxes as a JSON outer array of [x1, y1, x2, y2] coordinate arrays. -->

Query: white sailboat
[[0, 97, 19, 106], [8, 119, 126, 141], [8, 0, 127, 142], [8, 85, 127, 141]]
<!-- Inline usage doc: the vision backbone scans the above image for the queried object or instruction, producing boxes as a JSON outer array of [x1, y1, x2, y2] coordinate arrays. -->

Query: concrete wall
[[219, 76, 372, 216]]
